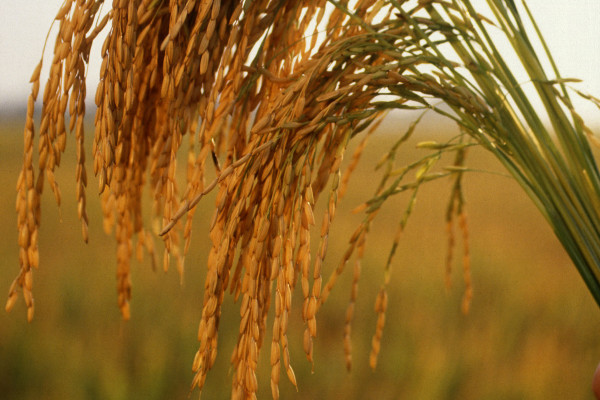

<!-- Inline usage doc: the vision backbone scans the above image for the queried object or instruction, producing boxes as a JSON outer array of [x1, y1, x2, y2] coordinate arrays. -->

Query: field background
[[1, 113, 600, 400]]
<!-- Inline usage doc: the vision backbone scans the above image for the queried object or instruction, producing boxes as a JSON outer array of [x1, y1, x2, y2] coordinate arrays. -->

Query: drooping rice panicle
[[9, 1, 600, 398]]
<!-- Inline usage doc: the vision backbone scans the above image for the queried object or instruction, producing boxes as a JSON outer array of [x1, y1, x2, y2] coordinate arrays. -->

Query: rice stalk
[[7, 0, 600, 398]]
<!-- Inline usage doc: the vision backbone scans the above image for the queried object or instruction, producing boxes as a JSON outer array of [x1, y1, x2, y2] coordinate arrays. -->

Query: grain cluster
[[12, 0, 597, 398], [9, 2, 414, 397]]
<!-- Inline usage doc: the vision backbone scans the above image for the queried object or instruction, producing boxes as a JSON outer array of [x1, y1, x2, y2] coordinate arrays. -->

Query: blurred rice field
[[1, 115, 600, 399]]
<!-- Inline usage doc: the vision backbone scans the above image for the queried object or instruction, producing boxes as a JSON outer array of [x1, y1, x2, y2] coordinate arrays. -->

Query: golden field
[[1, 114, 600, 399]]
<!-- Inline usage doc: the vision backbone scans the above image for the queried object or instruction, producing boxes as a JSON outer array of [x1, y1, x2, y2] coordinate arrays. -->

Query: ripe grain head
[[12, 0, 600, 398]]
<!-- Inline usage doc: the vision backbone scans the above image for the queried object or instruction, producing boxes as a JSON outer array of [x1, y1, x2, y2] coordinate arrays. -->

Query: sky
[[1, 1, 599, 124]]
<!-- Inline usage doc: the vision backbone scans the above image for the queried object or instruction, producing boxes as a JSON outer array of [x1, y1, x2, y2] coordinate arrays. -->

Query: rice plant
[[7, 0, 600, 398]]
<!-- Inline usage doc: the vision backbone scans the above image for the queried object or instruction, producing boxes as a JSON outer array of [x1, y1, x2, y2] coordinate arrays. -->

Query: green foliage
[[331, 0, 600, 306]]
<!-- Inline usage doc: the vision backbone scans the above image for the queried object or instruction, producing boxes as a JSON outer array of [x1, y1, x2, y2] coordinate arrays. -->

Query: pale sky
[[1, 1, 599, 124]]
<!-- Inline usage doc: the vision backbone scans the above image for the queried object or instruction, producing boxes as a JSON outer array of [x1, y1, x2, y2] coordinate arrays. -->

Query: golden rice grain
[[9, 0, 489, 397], [369, 288, 388, 370]]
